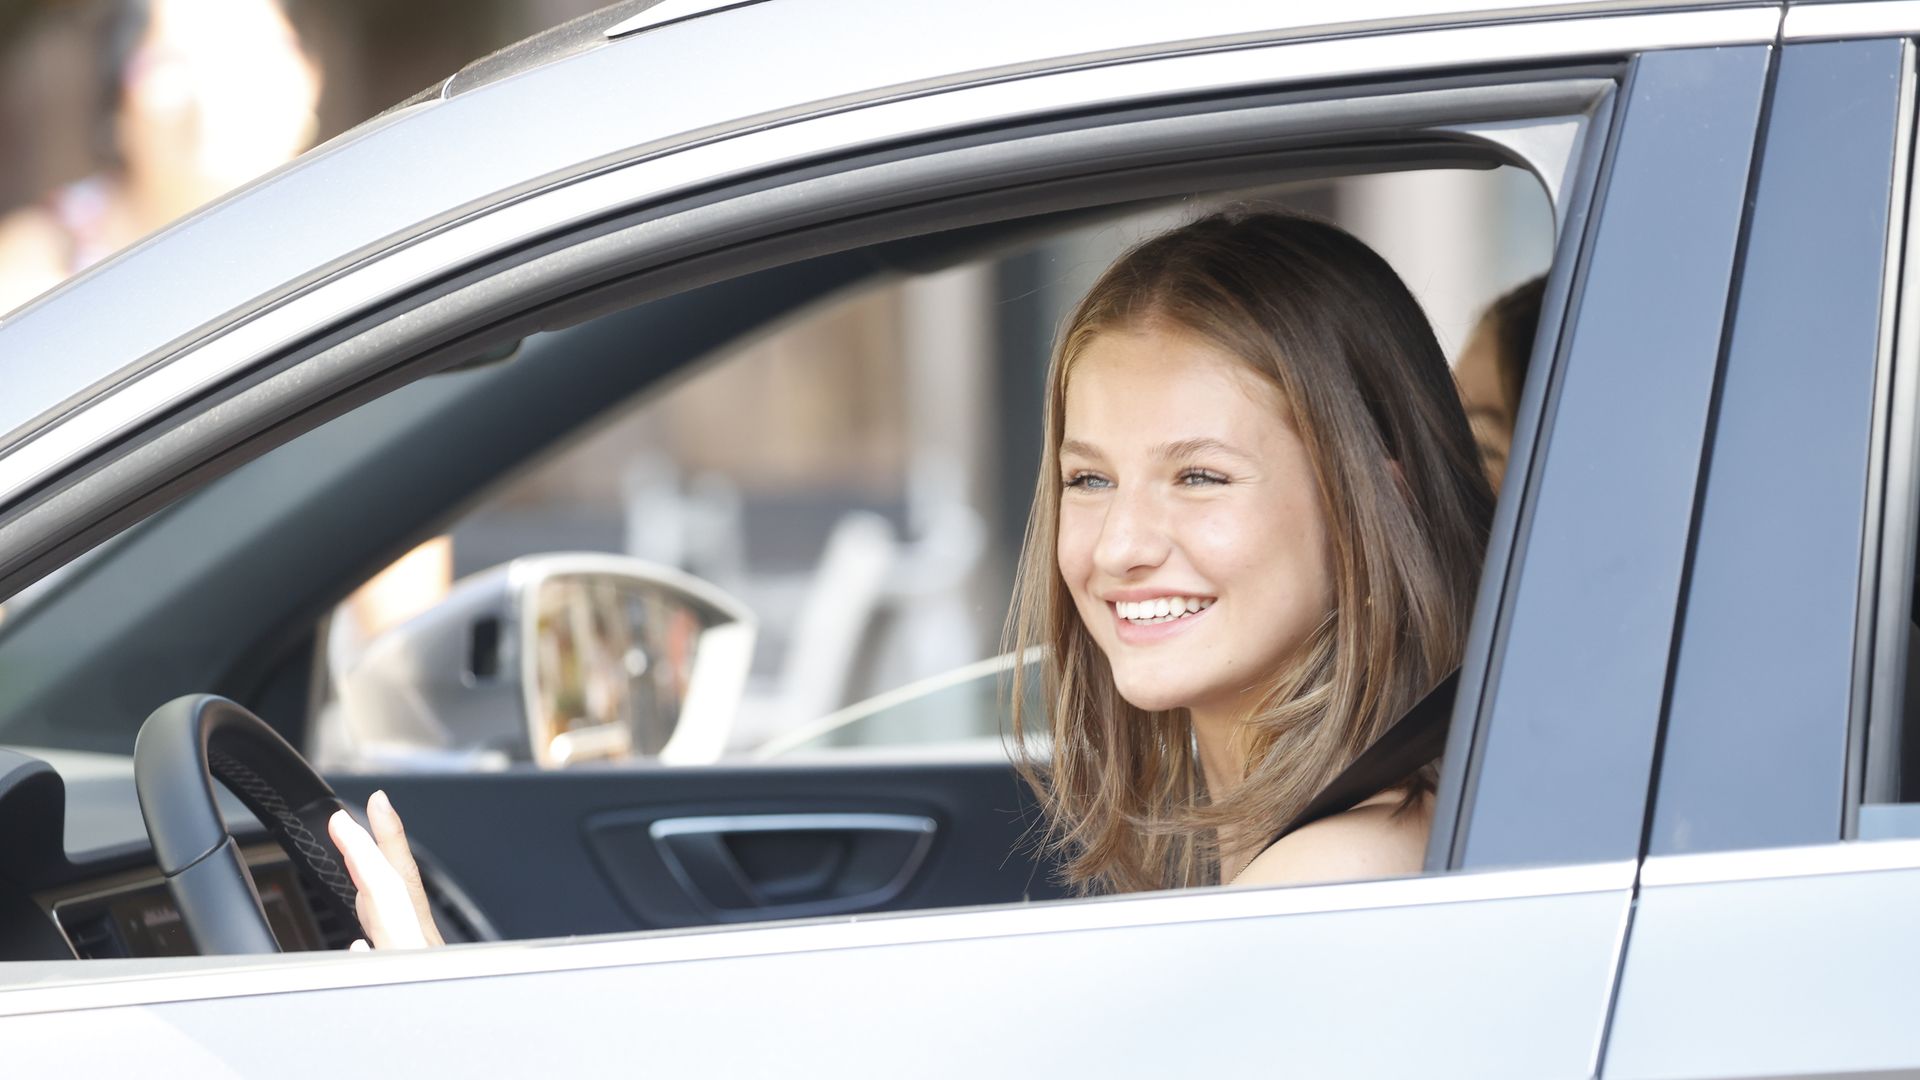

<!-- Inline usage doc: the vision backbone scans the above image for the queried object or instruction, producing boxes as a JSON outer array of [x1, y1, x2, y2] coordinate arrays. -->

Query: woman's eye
[[1063, 472, 1111, 491], [1179, 469, 1229, 487]]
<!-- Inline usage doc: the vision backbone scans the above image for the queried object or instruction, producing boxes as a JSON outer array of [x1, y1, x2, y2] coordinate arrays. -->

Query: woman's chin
[[1111, 680, 1195, 716]]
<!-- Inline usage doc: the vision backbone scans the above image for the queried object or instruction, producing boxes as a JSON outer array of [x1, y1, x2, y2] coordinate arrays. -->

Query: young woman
[[329, 209, 1496, 942], [1009, 210, 1493, 893]]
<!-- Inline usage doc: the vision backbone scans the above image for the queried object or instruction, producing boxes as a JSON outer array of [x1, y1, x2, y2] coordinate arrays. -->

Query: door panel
[[330, 761, 1068, 938], [3, 865, 1633, 1079], [1605, 847, 1920, 1079]]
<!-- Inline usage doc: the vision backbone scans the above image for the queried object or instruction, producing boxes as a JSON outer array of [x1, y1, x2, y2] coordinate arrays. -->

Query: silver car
[[1, 1, 1917, 1076]]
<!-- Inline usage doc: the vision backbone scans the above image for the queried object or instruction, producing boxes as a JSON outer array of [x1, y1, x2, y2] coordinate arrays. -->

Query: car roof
[[0, 0, 1757, 460]]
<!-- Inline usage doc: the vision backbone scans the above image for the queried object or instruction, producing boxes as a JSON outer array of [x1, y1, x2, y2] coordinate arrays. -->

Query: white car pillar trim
[[1783, 0, 1920, 40]]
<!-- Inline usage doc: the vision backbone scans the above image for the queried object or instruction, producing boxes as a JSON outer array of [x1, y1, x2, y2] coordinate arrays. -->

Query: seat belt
[[1258, 669, 1460, 855]]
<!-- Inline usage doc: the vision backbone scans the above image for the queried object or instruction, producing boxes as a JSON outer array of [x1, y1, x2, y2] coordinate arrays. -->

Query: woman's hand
[[327, 791, 444, 949]]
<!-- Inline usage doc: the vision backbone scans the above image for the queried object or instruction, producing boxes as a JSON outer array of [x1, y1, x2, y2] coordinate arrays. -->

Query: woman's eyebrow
[[1155, 437, 1250, 461], [1059, 438, 1104, 459]]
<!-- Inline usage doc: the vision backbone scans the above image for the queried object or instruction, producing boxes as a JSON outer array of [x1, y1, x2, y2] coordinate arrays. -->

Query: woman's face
[[1056, 324, 1334, 720]]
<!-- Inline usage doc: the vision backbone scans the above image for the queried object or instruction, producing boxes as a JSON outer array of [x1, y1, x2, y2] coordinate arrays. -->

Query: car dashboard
[[36, 844, 343, 958], [0, 743, 473, 961]]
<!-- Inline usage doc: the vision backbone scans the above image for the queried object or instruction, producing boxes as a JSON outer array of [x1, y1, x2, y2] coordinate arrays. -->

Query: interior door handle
[[648, 813, 936, 920]]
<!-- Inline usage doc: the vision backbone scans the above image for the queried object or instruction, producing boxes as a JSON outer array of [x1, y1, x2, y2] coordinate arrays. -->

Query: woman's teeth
[[1115, 597, 1214, 624]]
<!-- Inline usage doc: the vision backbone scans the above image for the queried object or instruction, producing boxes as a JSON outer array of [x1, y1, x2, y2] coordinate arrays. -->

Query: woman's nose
[[1092, 489, 1171, 577]]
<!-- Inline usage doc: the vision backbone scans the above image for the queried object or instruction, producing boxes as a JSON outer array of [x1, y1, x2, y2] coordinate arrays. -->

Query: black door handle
[[648, 813, 936, 920]]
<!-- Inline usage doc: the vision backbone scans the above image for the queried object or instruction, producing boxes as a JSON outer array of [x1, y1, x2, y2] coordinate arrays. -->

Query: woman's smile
[[1109, 595, 1216, 643]]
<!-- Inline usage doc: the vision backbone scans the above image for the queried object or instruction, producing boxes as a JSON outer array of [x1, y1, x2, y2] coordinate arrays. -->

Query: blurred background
[[1, 0, 1553, 762], [0, 0, 598, 213]]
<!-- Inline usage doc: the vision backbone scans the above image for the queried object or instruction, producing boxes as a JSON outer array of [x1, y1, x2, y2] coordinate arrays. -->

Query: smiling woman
[[1011, 210, 1495, 893]]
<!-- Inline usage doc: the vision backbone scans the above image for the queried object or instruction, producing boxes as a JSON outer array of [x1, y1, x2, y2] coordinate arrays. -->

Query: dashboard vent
[[63, 911, 126, 959], [296, 871, 359, 950], [419, 869, 485, 943]]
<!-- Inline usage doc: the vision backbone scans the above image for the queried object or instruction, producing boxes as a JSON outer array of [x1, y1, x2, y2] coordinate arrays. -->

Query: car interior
[[0, 83, 1570, 966]]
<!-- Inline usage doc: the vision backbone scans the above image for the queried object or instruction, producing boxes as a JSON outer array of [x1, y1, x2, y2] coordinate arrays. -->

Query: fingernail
[[371, 789, 392, 816]]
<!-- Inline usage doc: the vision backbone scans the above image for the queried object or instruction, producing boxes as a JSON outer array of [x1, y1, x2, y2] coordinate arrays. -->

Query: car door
[[0, 5, 1785, 1077], [1602, 11, 1920, 1079]]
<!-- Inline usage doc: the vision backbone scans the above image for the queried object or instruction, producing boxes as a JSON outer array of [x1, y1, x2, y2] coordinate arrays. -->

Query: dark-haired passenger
[[1454, 276, 1547, 490]]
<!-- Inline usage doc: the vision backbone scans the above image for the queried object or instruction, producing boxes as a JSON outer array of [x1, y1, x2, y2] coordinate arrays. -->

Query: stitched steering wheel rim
[[133, 694, 362, 954]]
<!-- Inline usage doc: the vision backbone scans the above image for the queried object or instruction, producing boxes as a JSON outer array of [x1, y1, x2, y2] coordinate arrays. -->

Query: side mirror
[[335, 553, 755, 768]]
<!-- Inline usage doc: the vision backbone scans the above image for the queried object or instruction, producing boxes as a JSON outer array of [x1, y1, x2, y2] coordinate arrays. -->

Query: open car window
[[304, 166, 1554, 774]]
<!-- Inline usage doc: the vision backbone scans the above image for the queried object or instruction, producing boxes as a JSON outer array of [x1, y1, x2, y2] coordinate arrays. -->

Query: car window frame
[[0, 75, 1612, 836], [0, 67, 1617, 742]]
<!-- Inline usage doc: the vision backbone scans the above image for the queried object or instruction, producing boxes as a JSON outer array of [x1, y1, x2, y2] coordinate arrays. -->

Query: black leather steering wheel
[[133, 695, 364, 954]]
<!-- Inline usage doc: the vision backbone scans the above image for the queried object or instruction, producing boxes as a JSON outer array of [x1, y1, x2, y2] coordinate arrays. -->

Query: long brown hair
[[1008, 209, 1495, 893]]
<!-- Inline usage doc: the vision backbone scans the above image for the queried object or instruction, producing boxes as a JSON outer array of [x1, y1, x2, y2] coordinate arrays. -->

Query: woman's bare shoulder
[[1232, 791, 1432, 888]]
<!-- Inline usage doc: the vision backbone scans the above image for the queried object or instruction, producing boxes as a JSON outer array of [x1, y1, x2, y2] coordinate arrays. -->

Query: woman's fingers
[[366, 790, 444, 946], [328, 807, 428, 949]]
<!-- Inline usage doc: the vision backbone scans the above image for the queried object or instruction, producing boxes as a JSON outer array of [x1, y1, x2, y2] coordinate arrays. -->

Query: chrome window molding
[[0, 858, 1633, 1017], [1859, 41, 1918, 810], [1784, 0, 1920, 40], [1639, 837, 1920, 886], [646, 813, 937, 839], [607, 0, 1769, 46], [606, 0, 767, 39], [0, 6, 1777, 516]]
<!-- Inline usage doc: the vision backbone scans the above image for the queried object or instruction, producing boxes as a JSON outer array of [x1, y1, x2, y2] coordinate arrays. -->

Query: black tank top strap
[[1255, 670, 1459, 858]]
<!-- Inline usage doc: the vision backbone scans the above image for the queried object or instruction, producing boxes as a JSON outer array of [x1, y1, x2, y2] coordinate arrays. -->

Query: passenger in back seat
[[1454, 275, 1547, 491]]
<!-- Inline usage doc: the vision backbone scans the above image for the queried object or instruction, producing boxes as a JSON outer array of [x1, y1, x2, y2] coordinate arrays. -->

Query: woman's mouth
[[1111, 596, 1215, 637]]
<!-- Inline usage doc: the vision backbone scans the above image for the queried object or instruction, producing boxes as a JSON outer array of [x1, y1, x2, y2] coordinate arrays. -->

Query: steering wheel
[[133, 695, 364, 954]]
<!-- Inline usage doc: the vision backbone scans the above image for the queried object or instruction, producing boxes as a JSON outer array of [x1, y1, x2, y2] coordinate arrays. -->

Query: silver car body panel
[[0, 860, 1634, 1078], [15, 2, 1913, 1075], [0, 3, 1777, 511], [1605, 840, 1920, 1079], [1783, 0, 1920, 39]]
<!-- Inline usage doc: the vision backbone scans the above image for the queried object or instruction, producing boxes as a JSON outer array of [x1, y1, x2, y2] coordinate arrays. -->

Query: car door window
[[306, 166, 1556, 773]]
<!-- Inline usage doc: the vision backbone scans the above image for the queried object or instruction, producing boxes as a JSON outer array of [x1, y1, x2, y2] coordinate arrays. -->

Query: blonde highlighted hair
[[1008, 209, 1495, 893]]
